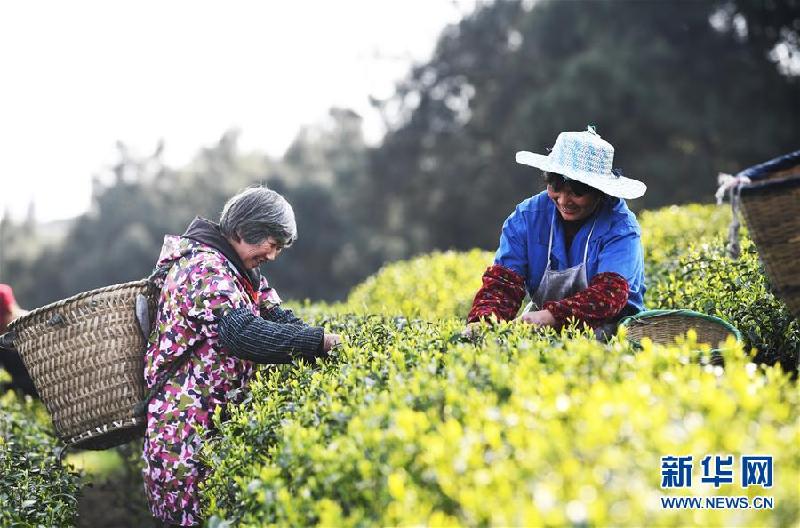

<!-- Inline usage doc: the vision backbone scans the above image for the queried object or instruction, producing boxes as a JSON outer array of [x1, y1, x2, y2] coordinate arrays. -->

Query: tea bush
[[202, 318, 799, 527], [344, 249, 493, 319], [202, 203, 799, 526], [639, 203, 732, 276], [0, 375, 81, 527]]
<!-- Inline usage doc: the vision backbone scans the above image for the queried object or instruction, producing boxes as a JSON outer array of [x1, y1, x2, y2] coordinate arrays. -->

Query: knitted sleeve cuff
[[467, 264, 527, 323], [219, 308, 324, 364]]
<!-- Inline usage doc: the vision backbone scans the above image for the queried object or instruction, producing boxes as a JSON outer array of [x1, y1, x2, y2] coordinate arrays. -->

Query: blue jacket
[[494, 191, 646, 312]]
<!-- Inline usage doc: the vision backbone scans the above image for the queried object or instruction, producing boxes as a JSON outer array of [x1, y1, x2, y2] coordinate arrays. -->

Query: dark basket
[[739, 173, 800, 319], [620, 309, 741, 351], [7, 280, 158, 450]]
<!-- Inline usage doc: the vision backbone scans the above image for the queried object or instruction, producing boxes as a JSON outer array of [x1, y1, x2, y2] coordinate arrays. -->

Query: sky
[[0, 0, 477, 222]]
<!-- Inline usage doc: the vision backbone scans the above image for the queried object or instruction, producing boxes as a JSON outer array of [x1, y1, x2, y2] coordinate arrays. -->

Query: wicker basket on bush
[[738, 161, 800, 319], [620, 309, 741, 352], [4, 280, 158, 450]]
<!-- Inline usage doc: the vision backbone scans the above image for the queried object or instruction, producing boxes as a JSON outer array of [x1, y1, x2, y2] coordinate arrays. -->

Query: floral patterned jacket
[[141, 230, 296, 526]]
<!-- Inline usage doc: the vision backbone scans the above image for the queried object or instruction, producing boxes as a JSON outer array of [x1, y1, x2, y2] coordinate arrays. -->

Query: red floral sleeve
[[543, 271, 629, 328], [467, 265, 526, 323]]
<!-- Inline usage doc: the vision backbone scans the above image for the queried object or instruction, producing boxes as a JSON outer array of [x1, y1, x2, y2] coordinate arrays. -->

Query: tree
[[4, 115, 374, 306], [367, 0, 800, 257], [272, 108, 376, 300]]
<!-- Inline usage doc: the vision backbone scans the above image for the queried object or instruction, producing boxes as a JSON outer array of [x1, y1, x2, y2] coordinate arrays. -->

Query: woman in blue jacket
[[467, 126, 646, 336]]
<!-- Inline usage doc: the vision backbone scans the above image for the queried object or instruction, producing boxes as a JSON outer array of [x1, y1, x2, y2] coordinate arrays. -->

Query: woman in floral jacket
[[142, 187, 341, 526]]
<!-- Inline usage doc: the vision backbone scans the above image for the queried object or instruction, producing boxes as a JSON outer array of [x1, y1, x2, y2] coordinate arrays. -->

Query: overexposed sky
[[0, 0, 477, 222]]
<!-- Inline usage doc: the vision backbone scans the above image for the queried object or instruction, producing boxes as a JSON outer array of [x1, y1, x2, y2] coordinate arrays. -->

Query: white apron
[[521, 210, 596, 314]]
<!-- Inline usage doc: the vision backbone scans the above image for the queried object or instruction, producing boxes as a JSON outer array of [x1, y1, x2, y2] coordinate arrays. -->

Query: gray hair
[[219, 187, 297, 247]]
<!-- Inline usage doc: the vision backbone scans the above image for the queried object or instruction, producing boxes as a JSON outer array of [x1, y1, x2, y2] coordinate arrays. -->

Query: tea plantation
[[2, 203, 798, 527], [0, 372, 81, 527]]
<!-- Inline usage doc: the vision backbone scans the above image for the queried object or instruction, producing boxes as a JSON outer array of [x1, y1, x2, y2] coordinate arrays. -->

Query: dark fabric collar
[[182, 217, 260, 289]]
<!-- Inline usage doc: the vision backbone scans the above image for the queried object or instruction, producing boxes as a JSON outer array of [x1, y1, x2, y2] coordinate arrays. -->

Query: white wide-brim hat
[[516, 126, 646, 200]]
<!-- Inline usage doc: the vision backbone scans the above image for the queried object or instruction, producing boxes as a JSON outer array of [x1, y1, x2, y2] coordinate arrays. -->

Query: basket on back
[[620, 309, 741, 351], [7, 280, 157, 450], [737, 150, 800, 319]]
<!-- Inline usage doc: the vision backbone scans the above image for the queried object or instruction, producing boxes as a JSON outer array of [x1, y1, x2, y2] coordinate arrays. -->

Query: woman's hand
[[462, 322, 482, 338], [517, 309, 556, 327], [322, 333, 342, 352]]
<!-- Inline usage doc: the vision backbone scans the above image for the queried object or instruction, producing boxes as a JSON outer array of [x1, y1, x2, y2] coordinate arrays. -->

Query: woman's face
[[547, 182, 601, 222], [229, 236, 283, 269]]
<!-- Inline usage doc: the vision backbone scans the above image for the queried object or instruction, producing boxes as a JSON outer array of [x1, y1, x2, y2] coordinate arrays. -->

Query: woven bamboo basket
[[739, 173, 800, 319], [7, 280, 157, 450], [620, 309, 741, 353]]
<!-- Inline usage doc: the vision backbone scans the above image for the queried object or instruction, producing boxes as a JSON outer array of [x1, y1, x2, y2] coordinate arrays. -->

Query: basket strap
[[147, 264, 171, 286], [0, 330, 15, 352], [727, 184, 743, 260], [134, 339, 203, 417]]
